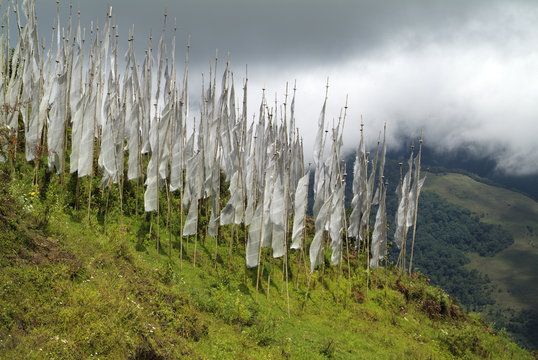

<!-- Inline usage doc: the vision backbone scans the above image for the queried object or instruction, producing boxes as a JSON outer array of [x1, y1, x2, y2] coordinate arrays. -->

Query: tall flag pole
[[408, 132, 426, 274]]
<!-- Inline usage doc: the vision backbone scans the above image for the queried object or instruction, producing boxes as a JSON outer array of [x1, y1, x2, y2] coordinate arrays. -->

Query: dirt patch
[[395, 276, 465, 320], [351, 287, 365, 303], [28, 236, 61, 264], [395, 277, 416, 302], [421, 296, 465, 320], [9, 232, 83, 280], [132, 345, 165, 360]]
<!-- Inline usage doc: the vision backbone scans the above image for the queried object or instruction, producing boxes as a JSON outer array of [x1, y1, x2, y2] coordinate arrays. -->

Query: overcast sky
[[21, 0, 538, 175]]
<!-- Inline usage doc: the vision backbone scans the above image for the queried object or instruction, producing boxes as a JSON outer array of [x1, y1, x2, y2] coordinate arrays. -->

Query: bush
[[440, 327, 489, 358]]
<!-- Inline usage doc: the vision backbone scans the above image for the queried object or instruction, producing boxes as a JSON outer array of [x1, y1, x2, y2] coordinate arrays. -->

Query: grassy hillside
[[424, 172, 538, 349], [0, 162, 533, 359]]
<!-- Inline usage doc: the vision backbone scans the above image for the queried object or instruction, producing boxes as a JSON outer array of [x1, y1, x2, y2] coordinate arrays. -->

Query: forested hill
[[339, 151, 515, 310], [423, 172, 538, 351], [339, 147, 538, 350]]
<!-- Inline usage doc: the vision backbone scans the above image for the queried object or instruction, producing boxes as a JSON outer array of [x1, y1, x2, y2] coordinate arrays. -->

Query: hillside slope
[[424, 172, 538, 349], [425, 173, 538, 311], [0, 163, 533, 359]]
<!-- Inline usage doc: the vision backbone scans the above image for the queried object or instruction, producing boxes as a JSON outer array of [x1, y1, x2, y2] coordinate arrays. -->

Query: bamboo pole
[[166, 83, 177, 259], [178, 113, 185, 269], [11, 2, 24, 170], [166, 178, 172, 257], [302, 267, 313, 311], [229, 213, 235, 270], [281, 85, 290, 312], [408, 133, 423, 274], [264, 127, 279, 302], [179, 38, 189, 270], [214, 154, 222, 270], [401, 144, 414, 273], [396, 162, 403, 269], [320, 232, 326, 312], [167, 25, 178, 259], [179, 182, 184, 269], [365, 134, 381, 298], [33, 32, 47, 190], [60, 13, 73, 188], [193, 110, 204, 268], [155, 111, 160, 262], [86, 86, 98, 224], [296, 226, 309, 288], [85, 22, 100, 225], [241, 68, 249, 284], [255, 167, 268, 303], [296, 160, 309, 289], [266, 252, 272, 299], [103, 180, 111, 232], [193, 199, 199, 267], [116, 32, 126, 240], [135, 110, 141, 217]]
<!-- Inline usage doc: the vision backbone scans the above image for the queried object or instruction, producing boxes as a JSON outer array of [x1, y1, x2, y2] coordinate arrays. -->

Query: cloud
[[240, 1, 538, 175], [25, 0, 538, 175]]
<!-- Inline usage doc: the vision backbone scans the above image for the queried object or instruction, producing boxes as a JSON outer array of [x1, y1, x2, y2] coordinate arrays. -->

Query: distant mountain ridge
[[400, 144, 538, 202]]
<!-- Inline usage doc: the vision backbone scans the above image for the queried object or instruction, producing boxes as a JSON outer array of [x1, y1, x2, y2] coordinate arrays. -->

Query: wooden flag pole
[[86, 83, 99, 224], [179, 179, 184, 270], [166, 178, 172, 257], [229, 213, 235, 270], [166, 84, 177, 258], [266, 251, 272, 299], [178, 37, 189, 270], [156, 111, 161, 262], [284, 161, 291, 317], [281, 83, 291, 317], [402, 144, 414, 273], [302, 269, 313, 311], [396, 162, 403, 269], [255, 168, 268, 303], [296, 160, 309, 289], [104, 180, 111, 232], [214, 154, 222, 270], [193, 199, 199, 267], [119, 101, 126, 240], [408, 133, 423, 275]]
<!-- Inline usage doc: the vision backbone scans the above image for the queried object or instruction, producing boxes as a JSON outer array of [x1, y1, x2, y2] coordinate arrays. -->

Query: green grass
[[0, 162, 533, 359], [424, 173, 538, 314]]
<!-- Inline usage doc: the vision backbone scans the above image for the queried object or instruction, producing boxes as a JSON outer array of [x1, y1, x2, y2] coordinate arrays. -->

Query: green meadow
[[0, 161, 532, 359]]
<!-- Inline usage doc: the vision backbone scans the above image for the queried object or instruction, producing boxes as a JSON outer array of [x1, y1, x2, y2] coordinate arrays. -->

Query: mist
[[25, 0, 538, 175]]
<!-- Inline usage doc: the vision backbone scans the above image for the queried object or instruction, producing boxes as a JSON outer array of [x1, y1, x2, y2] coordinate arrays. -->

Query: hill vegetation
[[424, 172, 538, 350], [340, 152, 537, 350], [0, 1, 534, 357], [0, 154, 533, 359], [392, 190, 513, 308]]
